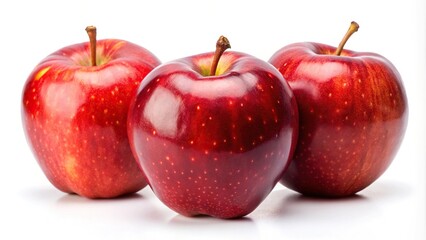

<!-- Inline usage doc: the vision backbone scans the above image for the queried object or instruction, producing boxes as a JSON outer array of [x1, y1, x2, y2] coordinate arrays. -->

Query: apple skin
[[269, 42, 408, 197], [127, 51, 298, 218], [22, 39, 161, 198]]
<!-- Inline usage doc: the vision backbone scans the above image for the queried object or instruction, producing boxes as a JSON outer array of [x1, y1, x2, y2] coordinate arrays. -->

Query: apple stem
[[334, 21, 359, 56], [85, 26, 97, 66], [210, 36, 231, 76]]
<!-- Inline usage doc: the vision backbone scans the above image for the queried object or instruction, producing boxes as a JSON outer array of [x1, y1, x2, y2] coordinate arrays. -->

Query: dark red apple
[[22, 26, 161, 198], [269, 22, 408, 197], [127, 36, 298, 218]]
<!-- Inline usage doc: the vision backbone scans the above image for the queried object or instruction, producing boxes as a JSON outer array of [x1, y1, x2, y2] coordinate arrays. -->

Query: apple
[[269, 22, 408, 197], [22, 26, 161, 198], [127, 36, 298, 218]]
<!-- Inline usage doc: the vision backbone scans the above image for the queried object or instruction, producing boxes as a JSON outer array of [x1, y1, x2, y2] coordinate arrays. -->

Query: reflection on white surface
[[9, 180, 419, 240]]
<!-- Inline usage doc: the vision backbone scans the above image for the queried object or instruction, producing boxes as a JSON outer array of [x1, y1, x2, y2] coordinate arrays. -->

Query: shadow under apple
[[56, 191, 144, 204], [251, 179, 411, 220], [167, 214, 260, 240]]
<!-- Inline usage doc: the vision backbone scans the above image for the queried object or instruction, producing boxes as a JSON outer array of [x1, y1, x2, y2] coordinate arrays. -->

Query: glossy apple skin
[[269, 42, 408, 197], [128, 51, 298, 218], [22, 39, 161, 198]]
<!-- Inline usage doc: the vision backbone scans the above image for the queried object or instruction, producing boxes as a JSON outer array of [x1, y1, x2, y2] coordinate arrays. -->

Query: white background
[[1, 0, 425, 239]]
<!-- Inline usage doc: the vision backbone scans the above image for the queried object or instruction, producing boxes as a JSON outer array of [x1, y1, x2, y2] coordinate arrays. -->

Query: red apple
[[22, 26, 161, 198], [269, 22, 408, 197], [127, 36, 298, 218]]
